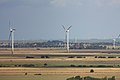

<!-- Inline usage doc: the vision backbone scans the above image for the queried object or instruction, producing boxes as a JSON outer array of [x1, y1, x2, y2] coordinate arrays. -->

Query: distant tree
[[104, 76, 107, 80], [44, 63, 47, 67], [41, 56, 45, 58], [70, 65, 76, 67], [68, 56, 74, 58], [22, 64, 35, 67], [90, 69, 94, 73], [46, 56, 50, 58], [111, 76, 115, 80], [25, 72, 27, 75], [75, 76, 81, 80]]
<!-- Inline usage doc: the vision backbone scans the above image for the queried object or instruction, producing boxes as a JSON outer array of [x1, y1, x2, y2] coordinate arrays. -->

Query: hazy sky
[[0, 0, 120, 40]]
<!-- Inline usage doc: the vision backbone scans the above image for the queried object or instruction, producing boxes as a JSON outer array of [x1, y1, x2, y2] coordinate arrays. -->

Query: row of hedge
[[0, 64, 35, 67], [25, 56, 120, 59], [0, 64, 119, 68], [66, 76, 115, 80], [70, 65, 113, 67], [68, 56, 86, 58], [26, 56, 50, 58], [95, 56, 119, 58]]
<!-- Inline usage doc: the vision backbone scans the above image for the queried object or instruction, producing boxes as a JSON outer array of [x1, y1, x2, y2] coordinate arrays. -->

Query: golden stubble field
[[1, 48, 120, 54], [0, 67, 120, 75]]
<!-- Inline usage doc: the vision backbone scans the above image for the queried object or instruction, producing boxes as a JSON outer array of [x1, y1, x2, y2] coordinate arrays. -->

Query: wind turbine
[[113, 39, 116, 49], [118, 34, 120, 38], [62, 25, 72, 53], [9, 21, 15, 54], [113, 34, 120, 49]]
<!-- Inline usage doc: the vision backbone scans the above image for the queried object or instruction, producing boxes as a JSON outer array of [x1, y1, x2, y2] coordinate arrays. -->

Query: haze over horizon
[[0, 0, 120, 40]]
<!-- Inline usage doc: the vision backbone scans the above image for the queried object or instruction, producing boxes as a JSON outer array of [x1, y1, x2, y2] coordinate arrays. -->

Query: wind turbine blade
[[9, 20, 11, 30], [67, 26, 72, 30], [12, 28, 16, 31], [62, 25, 66, 30], [9, 32, 12, 40], [8, 31, 12, 47], [9, 20, 10, 28], [118, 34, 120, 38]]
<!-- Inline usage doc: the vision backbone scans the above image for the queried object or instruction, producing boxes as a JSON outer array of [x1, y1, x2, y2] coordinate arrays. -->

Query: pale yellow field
[[0, 68, 120, 79], [1, 48, 120, 54]]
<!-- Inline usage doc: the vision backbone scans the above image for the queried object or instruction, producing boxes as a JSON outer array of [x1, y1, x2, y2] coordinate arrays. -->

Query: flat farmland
[[0, 68, 120, 80], [0, 48, 120, 80], [0, 58, 120, 67], [1, 48, 120, 54]]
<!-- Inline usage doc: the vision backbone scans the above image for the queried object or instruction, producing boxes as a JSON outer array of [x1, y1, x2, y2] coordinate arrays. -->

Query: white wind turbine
[[62, 25, 72, 53], [9, 21, 15, 54], [113, 39, 116, 49], [118, 34, 120, 38], [113, 34, 120, 49]]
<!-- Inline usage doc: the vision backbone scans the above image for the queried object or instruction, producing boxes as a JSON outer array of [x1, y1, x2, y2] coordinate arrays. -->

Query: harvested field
[[0, 68, 120, 80], [1, 48, 120, 54], [0, 48, 120, 80]]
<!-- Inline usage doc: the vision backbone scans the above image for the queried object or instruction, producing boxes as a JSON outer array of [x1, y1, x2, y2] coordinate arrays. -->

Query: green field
[[0, 58, 120, 67], [0, 59, 118, 67], [0, 74, 69, 80]]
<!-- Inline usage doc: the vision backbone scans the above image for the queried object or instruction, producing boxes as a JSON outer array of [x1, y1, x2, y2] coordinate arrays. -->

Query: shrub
[[18, 65, 21, 67], [25, 72, 27, 75], [83, 56, 86, 58], [78, 65, 82, 67], [89, 65, 93, 67], [66, 76, 116, 80], [82, 65, 87, 67], [14, 65, 17, 67], [95, 56, 97, 58], [111, 76, 115, 80], [34, 73, 42, 75], [98, 56, 106, 58], [70, 65, 76, 67], [36, 48, 40, 50], [76, 56, 82, 58], [108, 56, 116, 58], [44, 63, 47, 67], [41, 56, 45, 58], [90, 69, 94, 73], [75, 76, 81, 80], [66, 77, 75, 80], [68, 56, 74, 58], [45, 56, 50, 58], [26, 56, 34, 58], [22, 64, 35, 67]]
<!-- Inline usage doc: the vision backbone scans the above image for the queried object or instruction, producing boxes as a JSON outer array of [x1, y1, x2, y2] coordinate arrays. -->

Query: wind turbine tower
[[113, 34, 120, 49], [9, 21, 15, 54], [118, 34, 120, 38], [113, 39, 116, 49], [62, 25, 72, 53]]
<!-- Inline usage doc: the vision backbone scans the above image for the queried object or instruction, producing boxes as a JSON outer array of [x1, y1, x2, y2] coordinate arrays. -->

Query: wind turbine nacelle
[[10, 28, 13, 32], [12, 28, 16, 31], [113, 39, 116, 41], [66, 30, 69, 32], [10, 28, 16, 32]]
